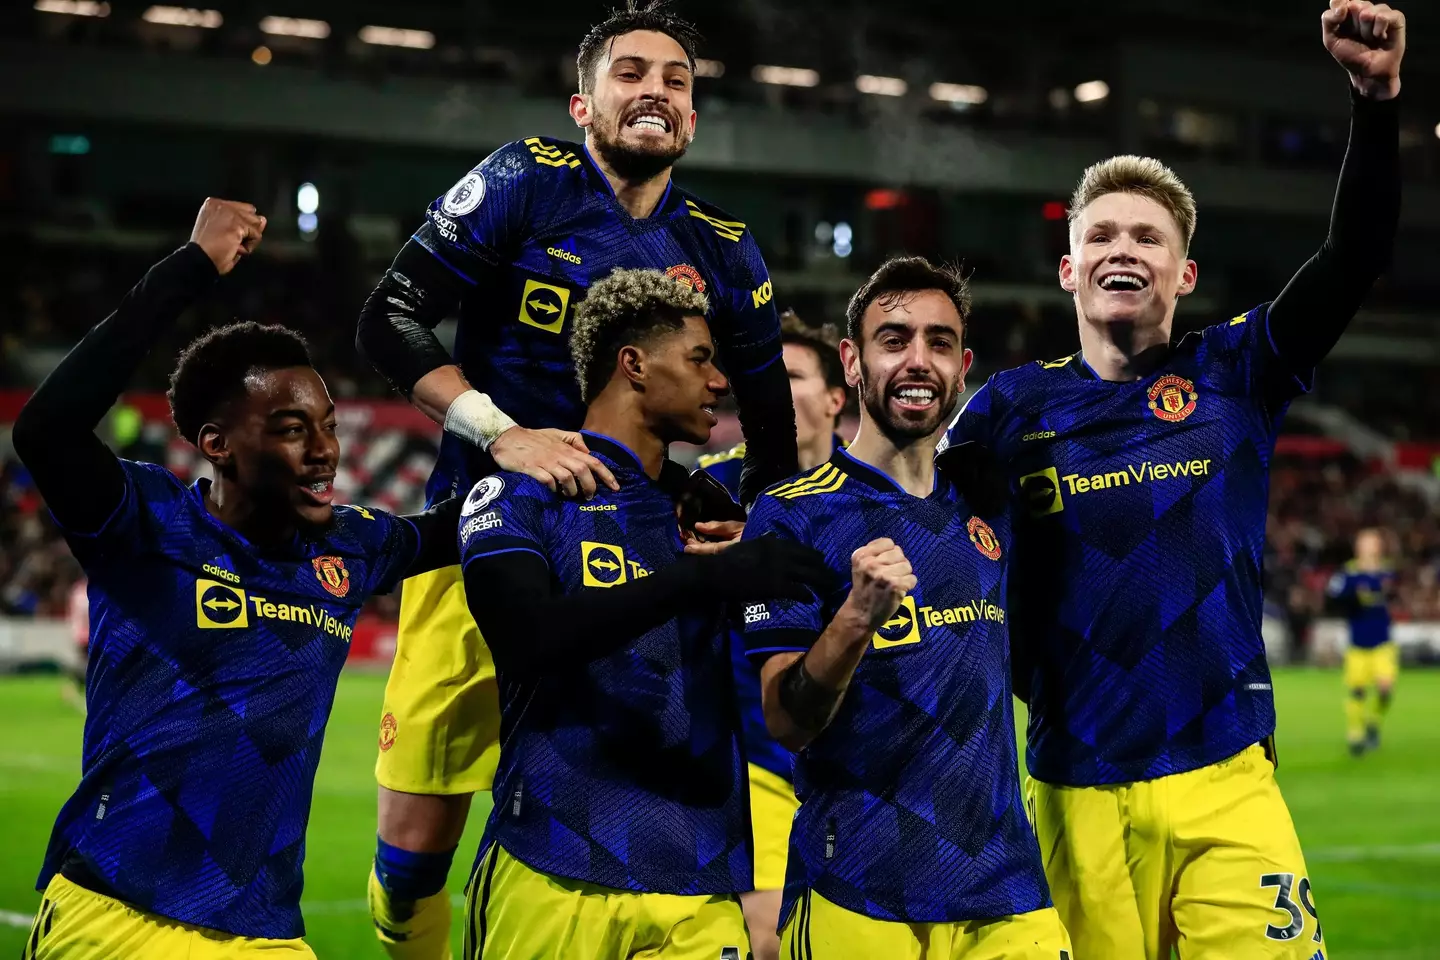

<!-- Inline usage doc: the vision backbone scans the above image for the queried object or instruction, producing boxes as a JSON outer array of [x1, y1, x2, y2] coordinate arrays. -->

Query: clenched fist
[[190, 198, 266, 275], [842, 538, 917, 634], [1324, 0, 1406, 101]]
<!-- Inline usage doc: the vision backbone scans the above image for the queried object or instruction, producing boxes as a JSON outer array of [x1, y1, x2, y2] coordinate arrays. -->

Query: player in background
[[744, 257, 1070, 958], [1327, 527, 1398, 755], [938, 3, 1403, 957], [61, 577, 89, 713], [12, 199, 463, 959], [455, 268, 832, 959], [696, 309, 849, 960], [355, 4, 796, 952]]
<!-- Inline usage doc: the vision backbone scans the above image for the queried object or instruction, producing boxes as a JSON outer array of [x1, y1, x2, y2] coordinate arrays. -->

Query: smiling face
[[841, 289, 972, 446], [571, 29, 696, 181], [1061, 191, 1198, 335], [198, 366, 340, 528]]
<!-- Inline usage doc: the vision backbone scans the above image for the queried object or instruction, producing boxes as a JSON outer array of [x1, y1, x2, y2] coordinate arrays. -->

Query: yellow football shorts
[[780, 889, 1071, 959], [463, 843, 750, 960], [375, 565, 502, 795], [24, 874, 314, 959], [1344, 641, 1399, 690], [748, 763, 799, 892], [1027, 742, 1326, 960]]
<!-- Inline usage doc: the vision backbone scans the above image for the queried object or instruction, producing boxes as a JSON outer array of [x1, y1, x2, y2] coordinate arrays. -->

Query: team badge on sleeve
[[1147, 374, 1198, 422], [442, 171, 486, 217], [312, 555, 350, 597], [464, 476, 506, 516], [967, 516, 1002, 560]]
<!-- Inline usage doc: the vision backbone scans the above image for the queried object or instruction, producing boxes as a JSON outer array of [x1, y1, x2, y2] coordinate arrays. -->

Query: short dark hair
[[167, 322, 314, 445], [571, 267, 710, 403], [844, 256, 971, 344], [780, 309, 846, 393], [577, 0, 702, 94]]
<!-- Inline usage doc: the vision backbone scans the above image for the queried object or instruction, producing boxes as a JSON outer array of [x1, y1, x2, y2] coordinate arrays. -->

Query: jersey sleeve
[[937, 376, 999, 459], [1326, 570, 1352, 600], [1204, 305, 1316, 406], [458, 473, 552, 568], [739, 494, 827, 661], [713, 231, 783, 377], [58, 460, 187, 568], [412, 140, 540, 284], [348, 507, 422, 597]]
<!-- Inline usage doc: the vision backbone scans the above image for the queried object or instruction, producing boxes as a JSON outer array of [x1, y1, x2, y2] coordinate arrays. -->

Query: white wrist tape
[[443, 389, 518, 451]]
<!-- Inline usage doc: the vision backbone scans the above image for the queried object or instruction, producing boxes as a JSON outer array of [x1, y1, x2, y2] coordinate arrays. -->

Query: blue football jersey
[[741, 449, 1049, 925], [458, 432, 750, 895], [39, 461, 419, 939], [941, 306, 1316, 787], [416, 137, 782, 506], [1327, 563, 1394, 649]]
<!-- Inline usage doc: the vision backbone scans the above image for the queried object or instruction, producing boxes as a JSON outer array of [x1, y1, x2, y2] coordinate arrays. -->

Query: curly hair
[[577, 0, 702, 94], [167, 322, 314, 445], [570, 267, 710, 403], [845, 256, 971, 343]]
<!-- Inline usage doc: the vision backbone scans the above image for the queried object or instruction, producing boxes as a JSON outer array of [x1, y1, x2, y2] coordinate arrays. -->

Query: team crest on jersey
[[665, 263, 707, 293], [967, 516, 1002, 560], [1147, 374, 1198, 422], [441, 171, 485, 217], [312, 555, 350, 598], [378, 712, 398, 752]]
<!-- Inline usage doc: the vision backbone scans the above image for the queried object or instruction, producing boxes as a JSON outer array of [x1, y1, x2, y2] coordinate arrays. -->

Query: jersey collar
[[579, 144, 684, 219], [829, 446, 941, 498], [579, 430, 690, 499]]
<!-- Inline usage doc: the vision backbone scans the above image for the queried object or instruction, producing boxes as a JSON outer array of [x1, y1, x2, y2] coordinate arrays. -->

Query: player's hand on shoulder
[[700, 534, 835, 601], [1323, 0, 1405, 100], [191, 198, 266, 275], [843, 538, 917, 633], [489, 426, 620, 499]]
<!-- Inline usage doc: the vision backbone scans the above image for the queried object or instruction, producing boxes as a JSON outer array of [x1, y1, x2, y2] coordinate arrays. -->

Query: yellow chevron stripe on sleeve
[[764, 464, 833, 499], [698, 442, 746, 468], [685, 200, 745, 241], [777, 469, 847, 500]]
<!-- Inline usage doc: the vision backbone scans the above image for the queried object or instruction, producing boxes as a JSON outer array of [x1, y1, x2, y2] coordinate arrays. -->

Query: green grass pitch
[[2, 668, 1437, 958]]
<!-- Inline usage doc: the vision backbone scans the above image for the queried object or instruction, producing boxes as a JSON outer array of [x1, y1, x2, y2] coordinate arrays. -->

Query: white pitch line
[[1307, 841, 1440, 863], [0, 909, 34, 929]]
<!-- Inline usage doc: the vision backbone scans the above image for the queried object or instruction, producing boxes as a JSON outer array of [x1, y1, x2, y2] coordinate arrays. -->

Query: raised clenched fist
[[844, 537, 918, 634], [1323, 0, 1406, 101], [190, 198, 266, 275]]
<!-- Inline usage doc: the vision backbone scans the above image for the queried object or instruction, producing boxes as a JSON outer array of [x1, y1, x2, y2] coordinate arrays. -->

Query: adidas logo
[[547, 238, 582, 265]]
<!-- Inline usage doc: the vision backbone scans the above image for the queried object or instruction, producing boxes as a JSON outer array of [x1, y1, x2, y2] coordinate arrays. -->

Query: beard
[[589, 104, 690, 182], [859, 364, 961, 446]]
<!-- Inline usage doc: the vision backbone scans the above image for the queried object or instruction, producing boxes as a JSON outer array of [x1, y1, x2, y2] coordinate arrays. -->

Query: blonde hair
[[1069, 155, 1197, 253], [571, 267, 711, 402]]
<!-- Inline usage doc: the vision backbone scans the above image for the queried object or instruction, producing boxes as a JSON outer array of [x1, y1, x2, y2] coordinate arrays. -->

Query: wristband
[[443, 389, 518, 451]]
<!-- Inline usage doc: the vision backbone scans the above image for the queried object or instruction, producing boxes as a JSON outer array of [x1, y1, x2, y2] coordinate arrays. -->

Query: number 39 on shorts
[[1261, 872, 1322, 944]]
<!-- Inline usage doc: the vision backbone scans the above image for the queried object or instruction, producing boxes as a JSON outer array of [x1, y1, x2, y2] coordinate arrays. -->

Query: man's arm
[[12, 200, 261, 533], [1264, 2, 1404, 379], [463, 535, 833, 678], [758, 538, 915, 752]]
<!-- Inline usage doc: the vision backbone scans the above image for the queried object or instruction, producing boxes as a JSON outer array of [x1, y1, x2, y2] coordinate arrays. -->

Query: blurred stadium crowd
[[4, 249, 1440, 652]]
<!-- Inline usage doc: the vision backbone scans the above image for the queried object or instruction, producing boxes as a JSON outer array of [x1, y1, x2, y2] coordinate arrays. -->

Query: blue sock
[[374, 836, 456, 902]]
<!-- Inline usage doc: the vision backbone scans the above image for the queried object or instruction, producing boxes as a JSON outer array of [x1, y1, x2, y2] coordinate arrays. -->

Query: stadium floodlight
[[929, 82, 987, 106], [856, 75, 907, 97], [833, 221, 853, 259], [1434, 122, 1440, 140], [297, 182, 319, 216], [141, 5, 222, 28], [358, 25, 435, 49], [251, 45, 272, 65], [752, 65, 820, 88], [694, 58, 725, 79], [259, 16, 330, 40], [34, 0, 110, 16], [1074, 80, 1110, 103]]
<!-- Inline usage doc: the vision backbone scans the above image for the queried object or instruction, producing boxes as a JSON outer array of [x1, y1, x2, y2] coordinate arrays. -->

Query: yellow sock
[[1345, 688, 1367, 745], [368, 865, 453, 960]]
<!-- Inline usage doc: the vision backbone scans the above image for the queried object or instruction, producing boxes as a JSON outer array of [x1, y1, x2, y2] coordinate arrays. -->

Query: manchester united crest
[[967, 516, 1002, 561], [1147, 374, 1198, 423], [665, 263, 707, 293], [378, 712, 398, 752], [312, 555, 350, 598]]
